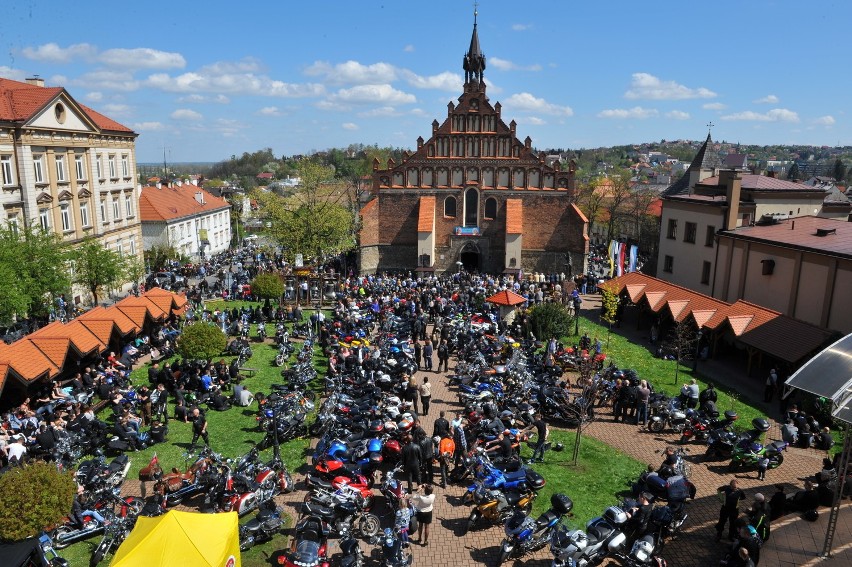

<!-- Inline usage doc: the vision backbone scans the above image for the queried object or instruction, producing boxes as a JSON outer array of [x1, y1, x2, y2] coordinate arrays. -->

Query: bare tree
[[661, 320, 698, 385]]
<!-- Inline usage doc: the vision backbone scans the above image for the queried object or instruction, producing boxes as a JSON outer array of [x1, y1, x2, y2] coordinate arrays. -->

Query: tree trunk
[[91, 287, 99, 307]]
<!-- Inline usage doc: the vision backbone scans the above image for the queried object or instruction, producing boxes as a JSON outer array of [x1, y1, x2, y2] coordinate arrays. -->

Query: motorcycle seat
[[536, 510, 559, 529], [307, 475, 333, 491], [302, 502, 333, 517], [504, 492, 523, 506], [504, 469, 526, 482], [244, 518, 262, 532], [586, 524, 613, 544]]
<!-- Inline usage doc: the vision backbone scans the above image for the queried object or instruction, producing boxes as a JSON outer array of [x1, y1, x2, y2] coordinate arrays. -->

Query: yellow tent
[[110, 510, 241, 567]]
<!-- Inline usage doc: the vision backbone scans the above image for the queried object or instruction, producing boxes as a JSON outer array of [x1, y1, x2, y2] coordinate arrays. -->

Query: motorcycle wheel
[[357, 513, 380, 538], [499, 543, 513, 564], [728, 460, 741, 472], [463, 510, 480, 535], [90, 541, 109, 567], [648, 420, 664, 433], [239, 534, 255, 552], [52, 526, 73, 549], [123, 497, 143, 517], [771, 453, 784, 467]]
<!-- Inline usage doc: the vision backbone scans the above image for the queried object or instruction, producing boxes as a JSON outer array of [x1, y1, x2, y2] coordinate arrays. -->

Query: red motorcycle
[[305, 465, 374, 510], [275, 514, 330, 567], [218, 465, 278, 516]]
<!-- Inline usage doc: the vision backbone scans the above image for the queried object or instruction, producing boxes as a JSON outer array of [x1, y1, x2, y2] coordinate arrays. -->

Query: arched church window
[[484, 197, 497, 220], [444, 196, 457, 218]]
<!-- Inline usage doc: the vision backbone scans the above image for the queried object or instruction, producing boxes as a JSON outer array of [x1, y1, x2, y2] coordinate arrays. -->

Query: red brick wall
[[377, 192, 419, 245], [359, 199, 379, 246]]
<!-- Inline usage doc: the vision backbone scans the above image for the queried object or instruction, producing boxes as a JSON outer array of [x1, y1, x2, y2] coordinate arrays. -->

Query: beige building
[[713, 215, 852, 334], [0, 76, 143, 304]]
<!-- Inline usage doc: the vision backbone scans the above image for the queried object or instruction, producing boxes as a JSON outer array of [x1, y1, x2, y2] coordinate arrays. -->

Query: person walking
[[419, 377, 432, 416], [432, 410, 450, 439], [452, 416, 468, 469], [437, 340, 449, 373], [410, 484, 435, 546], [413, 340, 422, 370], [419, 433, 435, 485], [422, 340, 433, 372], [637, 380, 651, 428], [764, 368, 778, 402], [190, 407, 209, 448], [716, 479, 746, 541], [401, 435, 423, 492], [151, 383, 169, 424], [437, 434, 455, 488], [524, 413, 549, 463], [405, 375, 419, 415]]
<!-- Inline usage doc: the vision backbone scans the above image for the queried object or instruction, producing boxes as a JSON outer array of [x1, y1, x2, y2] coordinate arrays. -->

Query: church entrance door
[[459, 243, 480, 272]]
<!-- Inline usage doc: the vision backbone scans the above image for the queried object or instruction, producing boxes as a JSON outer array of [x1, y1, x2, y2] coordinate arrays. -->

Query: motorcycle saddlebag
[[646, 474, 668, 493], [751, 418, 770, 432], [526, 469, 547, 491], [666, 475, 691, 501], [724, 410, 738, 422], [650, 505, 674, 526], [550, 493, 573, 515]]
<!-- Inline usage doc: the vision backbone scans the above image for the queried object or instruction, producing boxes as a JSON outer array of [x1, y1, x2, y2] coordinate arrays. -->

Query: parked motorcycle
[[370, 527, 412, 567], [276, 514, 329, 567], [302, 495, 381, 538], [549, 506, 628, 567], [499, 493, 574, 564], [729, 438, 787, 472], [76, 454, 131, 492], [647, 399, 687, 434], [89, 508, 135, 567], [239, 500, 284, 551], [338, 528, 367, 567], [462, 482, 537, 534]]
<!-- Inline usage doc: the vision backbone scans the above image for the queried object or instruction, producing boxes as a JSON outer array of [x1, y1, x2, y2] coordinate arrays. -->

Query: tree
[[144, 243, 180, 273], [70, 238, 127, 306], [833, 159, 847, 183], [787, 162, 801, 181], [574, 180, 607, 240], [661, 320, 697, 385], [0, 461, 76, 540], [176, 322, 227, 360], [251, 273, 284, 300], [600, 172, 634, 242], [0, 224, 70, 319], [599, 287, 620, 347], [528, 302, 574, 341]]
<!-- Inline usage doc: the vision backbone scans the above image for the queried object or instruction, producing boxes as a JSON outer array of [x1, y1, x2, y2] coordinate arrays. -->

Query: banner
[[629, 245, 638, 273], [616, 242, 625, 277], [607, 240, 616, 278]]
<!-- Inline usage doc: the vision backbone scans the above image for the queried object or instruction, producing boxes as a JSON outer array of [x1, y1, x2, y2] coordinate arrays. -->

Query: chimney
[[195, 191, 204, 205], [720, 169, 742, 230], [25, 76, 45, 87]]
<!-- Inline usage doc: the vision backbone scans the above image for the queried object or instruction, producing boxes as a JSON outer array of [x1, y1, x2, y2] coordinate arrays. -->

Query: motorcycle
[[52, 490, 141, 549], [276, 514, 329, 567], [499, 493, 574, 564], [647, 399, 688, 434], [219, 465, 278, 516], [678, 410, 738, 445], [462, 482, 537, 535], [549, 506, 629, 567], [89, 509, 135, 567], [152, 448, 221, 506], [75, 454, 131, 492], [380, 465, 406, 509], [257, 322, 268, 342], [338, 528, 367, 567], [370, 527, 412, 567], [705, 417, 770, 462], [239, 500, 284, 551], [302, 495, 381, 538], [38, 533, 70, 567], [616, 533, 668, 567], [729, 439, 787, 472], [274, 342, 294, 367]]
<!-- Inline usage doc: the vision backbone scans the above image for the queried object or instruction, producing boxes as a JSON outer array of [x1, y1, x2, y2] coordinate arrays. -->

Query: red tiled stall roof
[[0, 340, 58, 381], [29, 337, 72, 369], [601, 272, 832, 363], [486, 289, 528, 306]]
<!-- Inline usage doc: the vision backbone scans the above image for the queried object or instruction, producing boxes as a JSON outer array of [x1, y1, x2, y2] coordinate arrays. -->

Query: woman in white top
[[410, 484, 435, 545]]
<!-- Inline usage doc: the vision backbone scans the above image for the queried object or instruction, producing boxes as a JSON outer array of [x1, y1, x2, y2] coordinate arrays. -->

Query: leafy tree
[[574, 180, 607, 239], [833, 159, 847, 183], [787, 162, 801, 181], [528, 302, 574, 341], [0, 261, 29, 324], [70, 238, 127, 307], [0, 461, 76, 540], [251, 273, 284, 300], [124, 257, 146, 289], [176, 322, 227, 360], [600, 172, 634, 242], [144, 244, 181, 273], [0, 225, 70, 319]]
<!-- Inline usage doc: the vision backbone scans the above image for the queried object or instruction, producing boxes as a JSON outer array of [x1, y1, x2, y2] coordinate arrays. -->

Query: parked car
[[150, 272, 186, 290], [1, 321, 32, 344]]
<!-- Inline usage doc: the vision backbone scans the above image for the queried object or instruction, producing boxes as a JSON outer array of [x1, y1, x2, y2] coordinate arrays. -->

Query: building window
[[116, 241, 123, 257], [129, 238, 136, 256], [484, 197, 497, 220], [55, 155, 66, 182], [60, 203, 73, 232], [701, 261, 711, 284], [663, 255, 673, 273], [95, 154, 103, 179], [464, 188, 479, 227], [75, 155, 85, 181], [444, 196, 457, 217], [170, 226, 176, 242], [125, 194, 133, 217], [112, 197, 120, 220], [121, 155, 129, 177], [100, 199, 107, 222], [6, 214, 19, 236], [705, 225, 715, 247], [684, 222, 697, 244], [1, 155, 14, 185], [108, 155, 117, 178], [39, 208, 51, 231], [80, 202, 90, 227], [666, 218, 677, 239], [34, 155, 45, 183]]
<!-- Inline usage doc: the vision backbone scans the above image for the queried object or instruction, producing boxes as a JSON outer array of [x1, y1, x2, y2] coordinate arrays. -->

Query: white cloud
[[342, 122, 359, 130], [146, 61, 325, 98], [171, 108, 203, 121], [101, 103, 131, 117], [98, 47, 185, 69], [304, 60, 397, 85], [625, 73, 716, 100], [598, 106, 659, 119], [177, 93, 230, 104], [85, 91, 103, 102], [489, 57, 542, 72], [403, 45, 415, 53], [503, 93, 573, 116], [666, 110, 690, 120], [512, 23, 532, 31], [525, 117, 545, 125], [814, 115, 836, 126], [70, 70, 139, 91], [402, 70, 462, 91], [21, 42, 96, 63], [703, 102, 727, 110], [329, 84, 415, 105], [258, 106, 281, 116], [720, 108, 800, 123], [132, 121, 165, 131], [0, 66, 28, 81], [753, 94, 779, 104], [178, 94, 206, 103], [357, 106, 401, 118]]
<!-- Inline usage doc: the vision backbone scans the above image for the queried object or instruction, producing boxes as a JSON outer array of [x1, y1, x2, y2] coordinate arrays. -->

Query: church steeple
[[463, 6, 486, 88]]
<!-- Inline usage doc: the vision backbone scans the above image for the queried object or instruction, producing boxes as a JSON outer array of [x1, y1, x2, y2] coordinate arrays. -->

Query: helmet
[[553, 442, 565, 452]]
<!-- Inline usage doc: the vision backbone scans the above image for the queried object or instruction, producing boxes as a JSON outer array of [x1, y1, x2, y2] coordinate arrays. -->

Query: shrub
[[176, 322, 228, 360], [528, 302, 574, 340], [250, 273, 284, 300], [0, 461, 76, 541]]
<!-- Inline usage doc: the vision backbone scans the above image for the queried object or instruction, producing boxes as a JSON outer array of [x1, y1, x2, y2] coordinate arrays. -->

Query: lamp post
[[693, 329, 703, 371]]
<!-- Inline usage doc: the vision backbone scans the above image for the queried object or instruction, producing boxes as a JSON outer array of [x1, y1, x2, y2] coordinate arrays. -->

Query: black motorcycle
[[89, 509, 135, 567], [239, 500, 284, 551], [499, 493, 574, 564]]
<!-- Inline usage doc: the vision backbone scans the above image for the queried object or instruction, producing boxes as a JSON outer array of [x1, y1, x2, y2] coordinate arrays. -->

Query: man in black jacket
[[716, 479, 746, 541], [401, 435, 422, 492], [432, 410, 450, 439]]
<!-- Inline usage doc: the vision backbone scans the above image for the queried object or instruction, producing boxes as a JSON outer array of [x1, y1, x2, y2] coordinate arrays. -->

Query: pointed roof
[[463, 8, 486, 85], [485, 289, 527, 306], [663, 133, 723, 196], [468, 11, 483, 62]]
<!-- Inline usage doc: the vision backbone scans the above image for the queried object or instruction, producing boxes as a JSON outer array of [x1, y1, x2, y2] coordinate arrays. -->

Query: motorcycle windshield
[[291, 540, 320, 565]]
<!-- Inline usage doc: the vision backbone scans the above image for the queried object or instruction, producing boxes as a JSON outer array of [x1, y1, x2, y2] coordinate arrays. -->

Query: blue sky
[[2, 0, 848, 163]]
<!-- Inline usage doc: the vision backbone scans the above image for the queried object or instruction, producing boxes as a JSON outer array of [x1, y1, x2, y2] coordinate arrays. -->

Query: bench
[[238, 367, 259, 378]]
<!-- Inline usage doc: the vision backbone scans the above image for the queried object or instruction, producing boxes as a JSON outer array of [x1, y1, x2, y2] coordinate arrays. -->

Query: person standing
[[748, 493, 770, 543], [413, 340, 422, 370], [716, 479, 746, 541], [764, 369, 778, 402], [419, 377, 432, 416], [524, 413, 549, 463], [437, 340, 449, 373], [410, 484, 435, 546], [190, 408, 209, 448], [437, 434, 454, 488], [452, 416, 468, 469], [432, 410, 450, 439], [422, 340, 433, 372], [405, 375, 419, 415], [637, 380, 651, 427], [419, 433, 435, 485], [686, 379, 700, 409], [401, 435, 423, 492]]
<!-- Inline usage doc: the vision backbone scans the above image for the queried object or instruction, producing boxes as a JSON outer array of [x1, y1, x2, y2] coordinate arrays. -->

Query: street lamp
[[693, 329, 703, 371]]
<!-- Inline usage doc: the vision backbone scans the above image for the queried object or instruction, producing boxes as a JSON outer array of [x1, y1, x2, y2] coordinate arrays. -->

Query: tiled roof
[[697, 174, 823, 192], [722, 216, 852, 259], [79, 306, 138, 334], [601, 272, 833, 363], [663, 133, 722, 197], [0, 77, 133, 133], [418, 196, 435, 232], [139, 185, 230, 222], [33, 320, 104, 353], [29, 337, 71, 368], [506, 199, 523, 234], [0, 339, 58, 381], [486, 290, 527, 306], [77, 319, 117, 346]]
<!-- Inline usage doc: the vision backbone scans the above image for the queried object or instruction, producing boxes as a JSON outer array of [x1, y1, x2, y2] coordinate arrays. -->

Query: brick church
[[358, 15, 589, 276]]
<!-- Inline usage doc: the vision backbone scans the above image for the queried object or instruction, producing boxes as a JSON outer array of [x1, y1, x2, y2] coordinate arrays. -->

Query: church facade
[[358, 18, 588, 276]]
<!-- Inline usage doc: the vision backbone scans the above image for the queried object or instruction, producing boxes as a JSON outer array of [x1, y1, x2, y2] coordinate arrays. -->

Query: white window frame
[[1, 155, 14, 186], [7, 214, 20, 236], [116, 241, 124, 257], [39, 208, 51, 231], [55, 155, 66, 182], [75, 155, 85, 181], [60, 203, 73, 232], [129, 238, 136, 256], [100, 199, 107, 222], [80, 201, 90, 228], [108, 155, 116, 178], [112, 197, 120, 220], [121, 154, 129, 177], [95, 154, 103, 179], [34, 155, 45, 183], [124, 193, 133, 217]]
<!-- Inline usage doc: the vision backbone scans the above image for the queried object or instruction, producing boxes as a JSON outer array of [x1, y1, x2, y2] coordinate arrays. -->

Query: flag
[[629, 245, 639, 272], [607, 240, 616, 277], [617, 242, 626, 277]]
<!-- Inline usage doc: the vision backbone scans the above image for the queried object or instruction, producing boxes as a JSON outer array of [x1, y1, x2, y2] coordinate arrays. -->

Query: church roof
[[663, 133, 722, 197]]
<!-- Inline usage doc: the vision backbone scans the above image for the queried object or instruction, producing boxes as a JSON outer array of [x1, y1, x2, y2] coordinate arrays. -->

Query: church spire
[[463, 5, 486, 87]]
